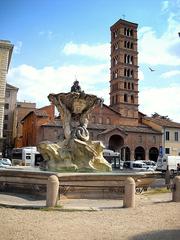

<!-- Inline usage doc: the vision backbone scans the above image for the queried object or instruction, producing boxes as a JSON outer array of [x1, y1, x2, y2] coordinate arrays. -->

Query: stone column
[[123, 177, 135, 208], [0, 40, 13, 156], [145, 150, 149, 160], [172, 176, 180, 202], [46, 175, 59, 207]]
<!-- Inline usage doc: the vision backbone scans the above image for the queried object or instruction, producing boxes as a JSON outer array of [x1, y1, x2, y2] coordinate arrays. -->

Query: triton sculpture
[[37, 81, 112, 172]]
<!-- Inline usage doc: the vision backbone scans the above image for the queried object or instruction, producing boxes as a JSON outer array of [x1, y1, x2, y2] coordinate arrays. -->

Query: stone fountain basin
[[0, 169, 162, 199]]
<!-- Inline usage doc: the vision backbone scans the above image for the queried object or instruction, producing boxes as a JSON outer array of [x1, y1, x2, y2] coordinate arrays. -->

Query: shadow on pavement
[[129, 229, 180, 240]]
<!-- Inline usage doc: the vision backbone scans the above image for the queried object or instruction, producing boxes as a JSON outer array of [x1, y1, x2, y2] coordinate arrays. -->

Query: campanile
[[110, 19, 139, 123]]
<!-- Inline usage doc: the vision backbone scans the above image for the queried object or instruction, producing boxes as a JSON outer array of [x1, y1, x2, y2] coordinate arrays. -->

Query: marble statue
[[37, 81, 112, 172]]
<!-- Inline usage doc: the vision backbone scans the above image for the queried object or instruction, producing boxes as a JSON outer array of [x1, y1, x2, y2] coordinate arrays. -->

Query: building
[[87, 19, 162, 161], [13, 101, 36, 147], [3, 83, 18, 156], [142, 113, 180, 156], [110, 19, 138, 125], [0, 40, 14, 156], [21, 105, 55, 146]]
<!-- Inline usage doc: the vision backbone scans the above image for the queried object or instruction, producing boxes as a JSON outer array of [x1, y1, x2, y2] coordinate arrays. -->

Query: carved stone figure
[[37, 81, 112, 172]]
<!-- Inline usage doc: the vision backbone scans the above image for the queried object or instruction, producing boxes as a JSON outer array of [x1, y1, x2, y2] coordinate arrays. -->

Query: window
[[115, 95, 118, 103], [153, 136, 156, 144], [165, 148, 170, 154], [3, 123, 8, 130], [139, 135, 142, 143], [5, 103, 9, 109], [4, 115, 8, 120], [124, 82, 127, 89], [114, 43, 118, 50], [124, 54, 133, 64], [124, 94, 128, 102], [124, 41, 134, 49], [131, 95, 134, 103], [99, 117, 103, 124], [165, 131, 170, 141], [175, 132, 179, 141], [113, 56, 118, 66], [112, 83, 118, 91], [5, 91, 10, 98], [113, 70, 118, 79], [106, 117, 111, 124], [113, 30, 118, 39], [124, 28, 133, 37]]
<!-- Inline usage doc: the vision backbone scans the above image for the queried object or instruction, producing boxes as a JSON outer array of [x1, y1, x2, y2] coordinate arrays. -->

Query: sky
[[1, 0, 180, 121]]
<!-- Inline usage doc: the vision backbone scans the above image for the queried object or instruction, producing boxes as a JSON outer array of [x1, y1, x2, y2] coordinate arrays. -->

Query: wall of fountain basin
[[0, 168, 162, 199]]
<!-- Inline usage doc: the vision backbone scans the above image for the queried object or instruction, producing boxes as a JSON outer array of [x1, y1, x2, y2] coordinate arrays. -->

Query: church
[[87, 19, 162, 161]]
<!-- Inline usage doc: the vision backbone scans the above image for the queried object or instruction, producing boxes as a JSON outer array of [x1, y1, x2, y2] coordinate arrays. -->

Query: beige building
[[142, 113, 180, 156], [0, 40, 14, 156], [3, 83, 18, 156]]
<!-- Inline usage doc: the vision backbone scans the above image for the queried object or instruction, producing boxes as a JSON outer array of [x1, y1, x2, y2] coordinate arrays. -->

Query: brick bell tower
[[110, 19, 139, 124]]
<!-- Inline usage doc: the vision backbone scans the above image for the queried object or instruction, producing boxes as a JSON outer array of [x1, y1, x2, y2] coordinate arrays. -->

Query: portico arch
[[135, 146, 145, 160], [149, 147, 159, 161], [108, 134, 124, 152]]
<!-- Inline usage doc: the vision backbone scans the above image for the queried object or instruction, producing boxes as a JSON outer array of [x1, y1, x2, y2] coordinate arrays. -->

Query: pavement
[[0, 176, 171, 211], [0, 190, 172, 211]]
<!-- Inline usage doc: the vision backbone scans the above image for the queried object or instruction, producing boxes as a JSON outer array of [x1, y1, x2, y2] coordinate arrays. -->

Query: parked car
[[142, 160, 157, 171], [0, 158, 12, 168], [123, 161, 154, 172]]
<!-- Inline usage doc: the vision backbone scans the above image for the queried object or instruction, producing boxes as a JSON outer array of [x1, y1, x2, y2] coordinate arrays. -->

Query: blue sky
[[1, 0, 180, 121]]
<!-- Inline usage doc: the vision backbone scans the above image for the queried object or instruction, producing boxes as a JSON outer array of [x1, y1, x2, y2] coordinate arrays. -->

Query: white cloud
[[161, 70, 180, 78], [138, 14, 180, 66], [63, 42, 110, 61], [14, 41, 22, 54], [7, 63, 109, 108], [139, 86, 180, 122], [38, 30, 54, 40], [161, 0, 169, 12]]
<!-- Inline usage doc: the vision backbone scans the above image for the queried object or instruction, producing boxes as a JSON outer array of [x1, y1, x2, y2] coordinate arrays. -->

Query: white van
[[157, 155, 180, 173]]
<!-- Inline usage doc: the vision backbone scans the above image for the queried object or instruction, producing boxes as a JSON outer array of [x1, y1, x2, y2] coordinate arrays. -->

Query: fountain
[[0, 81, 161, 200], [37, 80, 112, 172]]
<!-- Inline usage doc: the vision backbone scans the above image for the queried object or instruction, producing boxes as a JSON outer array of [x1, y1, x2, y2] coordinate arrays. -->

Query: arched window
[[131, 95, 134, 103], [124, 94, 128, 102], [130, 56, 133, 64], [130, 70, 133, 77]]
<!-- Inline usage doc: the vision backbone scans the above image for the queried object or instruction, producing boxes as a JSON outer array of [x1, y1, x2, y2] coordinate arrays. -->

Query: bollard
[[172, 176, 180, 202], [123, 177, 135, 208], [46, 175, 59, 207]]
